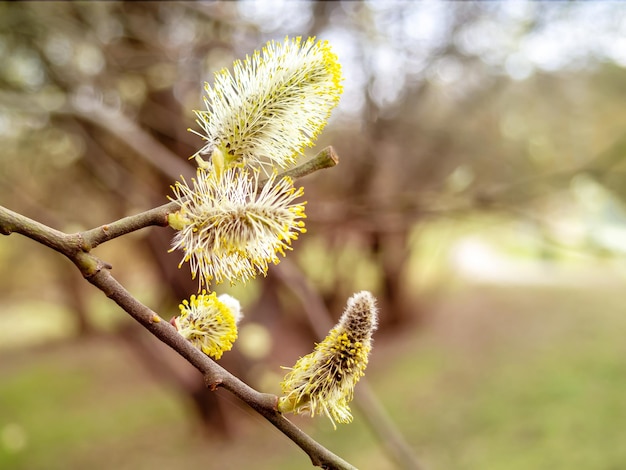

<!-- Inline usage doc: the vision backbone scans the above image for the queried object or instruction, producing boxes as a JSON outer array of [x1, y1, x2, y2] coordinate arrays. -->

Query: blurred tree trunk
[[373, 230, 413, 327], [58, 259, 95, 336]]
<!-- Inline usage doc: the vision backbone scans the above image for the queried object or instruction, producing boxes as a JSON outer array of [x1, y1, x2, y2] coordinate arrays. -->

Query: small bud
[[167, 213, 189, 231]]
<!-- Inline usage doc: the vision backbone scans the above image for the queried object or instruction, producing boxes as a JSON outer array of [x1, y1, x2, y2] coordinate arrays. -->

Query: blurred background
[[2, 1, 626, 469]]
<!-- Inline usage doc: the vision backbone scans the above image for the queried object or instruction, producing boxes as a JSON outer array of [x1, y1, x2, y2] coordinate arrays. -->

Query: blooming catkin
[[278, 291, 378, 428], [173, 290, 242, 360], [192, 36, 343, 171], [168, 166, 306, 287]]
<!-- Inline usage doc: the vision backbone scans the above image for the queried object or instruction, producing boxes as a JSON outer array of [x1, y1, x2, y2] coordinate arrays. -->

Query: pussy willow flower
[[278, 291, 378, 429], [193, 36, 343, 171], [173, 290, 242, 360], [168, 166, 306, 287]]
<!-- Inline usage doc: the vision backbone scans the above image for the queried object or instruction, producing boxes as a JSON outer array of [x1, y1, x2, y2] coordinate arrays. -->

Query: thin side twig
[[79, 146, 339, 249]]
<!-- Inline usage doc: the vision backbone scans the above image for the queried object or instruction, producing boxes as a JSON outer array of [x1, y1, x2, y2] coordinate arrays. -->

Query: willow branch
[[80, 202, 176, 249], [0, 154, 356, 469], [87, 267, 355, 470]]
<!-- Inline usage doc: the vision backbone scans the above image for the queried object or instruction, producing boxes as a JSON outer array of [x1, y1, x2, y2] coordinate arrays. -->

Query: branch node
[[269, 393, 280, 411], [205, 375, 223, 391]]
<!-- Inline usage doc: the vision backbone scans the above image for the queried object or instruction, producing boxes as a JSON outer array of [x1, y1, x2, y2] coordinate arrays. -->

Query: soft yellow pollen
[[190, 36, 343, 171], [173, 290, 241, 360], [169, 167, 306, 288], [278, 292, 378, 429]]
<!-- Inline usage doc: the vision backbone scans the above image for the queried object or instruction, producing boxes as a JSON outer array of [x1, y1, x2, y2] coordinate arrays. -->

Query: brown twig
[[79, 146, 338, 249], [0, 146, 357, 470], [0, 204, 356, 470]]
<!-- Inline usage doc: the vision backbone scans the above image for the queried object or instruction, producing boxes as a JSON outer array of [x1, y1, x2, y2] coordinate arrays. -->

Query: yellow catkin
[[278, 291, 378, 429]]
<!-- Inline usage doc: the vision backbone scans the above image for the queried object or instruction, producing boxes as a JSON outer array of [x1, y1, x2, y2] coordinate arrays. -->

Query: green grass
[[388, 285, 626, 470], [2, 283, 626, 469], [0, 340, 188, 470]]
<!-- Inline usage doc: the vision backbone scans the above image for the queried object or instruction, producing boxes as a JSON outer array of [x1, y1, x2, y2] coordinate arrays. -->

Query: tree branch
[[0, 153, 357, 469], [80, 202, 176, 249]]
